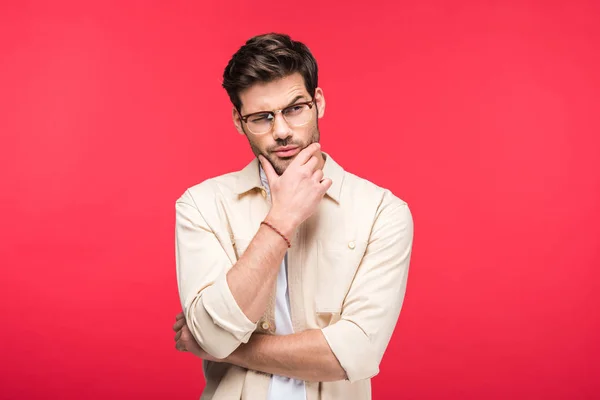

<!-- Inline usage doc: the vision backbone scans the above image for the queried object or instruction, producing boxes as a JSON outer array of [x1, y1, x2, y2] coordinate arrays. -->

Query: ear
[[232, 106, 245, 135], [314, 87, 326, 119]]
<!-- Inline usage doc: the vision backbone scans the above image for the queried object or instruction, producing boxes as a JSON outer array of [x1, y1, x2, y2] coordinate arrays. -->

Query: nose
[[271, 111, 292, 140]]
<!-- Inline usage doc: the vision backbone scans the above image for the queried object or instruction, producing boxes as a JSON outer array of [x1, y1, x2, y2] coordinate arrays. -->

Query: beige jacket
[[175, 152, 414, 399]]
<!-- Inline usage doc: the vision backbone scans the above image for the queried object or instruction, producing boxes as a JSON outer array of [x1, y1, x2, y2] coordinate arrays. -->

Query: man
[[172, 33, 414, 400]]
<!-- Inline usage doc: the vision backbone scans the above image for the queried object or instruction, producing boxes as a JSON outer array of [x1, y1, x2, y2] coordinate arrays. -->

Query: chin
[[274, 165, 287, 176], [272, 160, 291, 176]]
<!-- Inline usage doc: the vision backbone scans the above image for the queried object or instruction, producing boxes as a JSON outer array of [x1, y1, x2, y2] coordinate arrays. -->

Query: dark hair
[[222, 33, 319, 111]]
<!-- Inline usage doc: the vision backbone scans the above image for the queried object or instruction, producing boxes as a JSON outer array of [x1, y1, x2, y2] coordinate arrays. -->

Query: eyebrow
[[245, 95, 307, 116], [284, 95, 306, 108]]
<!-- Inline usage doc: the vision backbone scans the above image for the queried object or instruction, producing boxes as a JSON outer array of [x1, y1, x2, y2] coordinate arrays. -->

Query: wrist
[[264, 211, 298, 240]]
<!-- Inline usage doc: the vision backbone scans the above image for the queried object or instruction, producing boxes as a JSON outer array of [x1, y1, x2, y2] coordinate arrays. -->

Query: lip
[[272, 146, 300, 158]]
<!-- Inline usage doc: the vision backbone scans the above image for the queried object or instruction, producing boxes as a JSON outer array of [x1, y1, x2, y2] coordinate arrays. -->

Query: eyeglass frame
[[237, 99, 316, 135]]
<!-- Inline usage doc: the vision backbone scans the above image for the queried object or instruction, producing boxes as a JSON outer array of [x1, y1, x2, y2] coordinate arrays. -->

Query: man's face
[[233, 72, 326, 175]]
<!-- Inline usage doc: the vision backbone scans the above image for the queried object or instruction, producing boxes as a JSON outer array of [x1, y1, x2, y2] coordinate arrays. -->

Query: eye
[[283, 104, 305, 116], [248, 113, 272, 123]]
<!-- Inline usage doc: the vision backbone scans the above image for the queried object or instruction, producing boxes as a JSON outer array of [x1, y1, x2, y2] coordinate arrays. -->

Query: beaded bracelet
[[260, 221, 291, 248]]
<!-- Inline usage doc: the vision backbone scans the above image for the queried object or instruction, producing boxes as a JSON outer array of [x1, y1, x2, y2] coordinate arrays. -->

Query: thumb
[[258, 155, 278, 185]]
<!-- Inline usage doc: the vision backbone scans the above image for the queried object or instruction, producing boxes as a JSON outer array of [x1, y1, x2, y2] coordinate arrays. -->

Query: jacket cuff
[[201, 275, 257, 343], [321, 319, 380, 383]]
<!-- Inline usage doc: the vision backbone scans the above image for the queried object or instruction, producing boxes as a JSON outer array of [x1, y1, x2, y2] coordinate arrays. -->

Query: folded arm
[[178, 198, 414, 382], [175, 188, 287, 359], [228, 330, 346, 382], [235, 200, 414, 382]]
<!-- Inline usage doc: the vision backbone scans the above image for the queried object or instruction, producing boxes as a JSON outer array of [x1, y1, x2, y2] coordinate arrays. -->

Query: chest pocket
[[315, 239, 368, 314]]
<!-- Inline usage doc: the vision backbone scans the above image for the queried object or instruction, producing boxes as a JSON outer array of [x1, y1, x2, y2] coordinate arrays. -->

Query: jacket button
[[348, 241, 356, 249], [260, 188, 267, 198], [261, 321, 270, 330]]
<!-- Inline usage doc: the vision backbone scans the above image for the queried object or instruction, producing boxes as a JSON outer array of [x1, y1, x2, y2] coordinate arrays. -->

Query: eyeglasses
[[239, 100, 315, 135]]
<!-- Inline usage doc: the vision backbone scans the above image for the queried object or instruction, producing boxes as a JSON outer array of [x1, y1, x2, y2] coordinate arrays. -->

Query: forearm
[[226, 215, 294, 323], [227, 330, 347, 382]]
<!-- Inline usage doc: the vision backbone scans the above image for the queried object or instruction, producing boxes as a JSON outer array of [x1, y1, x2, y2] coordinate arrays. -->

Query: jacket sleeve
[[175, 189, 257, 359], [321, 199, 414, 382]]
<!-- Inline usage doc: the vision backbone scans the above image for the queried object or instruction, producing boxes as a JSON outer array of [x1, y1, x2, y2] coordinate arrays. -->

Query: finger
[[175, 312, 184, 321], [292, 142, 321, 166], [312, 169, 324, 183], [176, 341, 188, 352], [173, 318, 186, 332], [175, 329, 182, 342], [258, 155, 278, 184], [180, 326, 191, 340], [319, 178, 333, 192], [307, 155, 322, 172], [180, 327, 195, 349]]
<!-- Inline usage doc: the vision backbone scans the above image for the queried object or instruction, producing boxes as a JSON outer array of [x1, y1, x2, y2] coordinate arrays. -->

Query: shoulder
[[341, 170, 409, 212], [342, 173, 413, 251], [175, 169, 242, 209], [332, 162, 412, 244]]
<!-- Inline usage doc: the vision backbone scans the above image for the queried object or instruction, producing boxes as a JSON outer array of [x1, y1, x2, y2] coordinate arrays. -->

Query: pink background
[[1, 1, 599, 399]]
